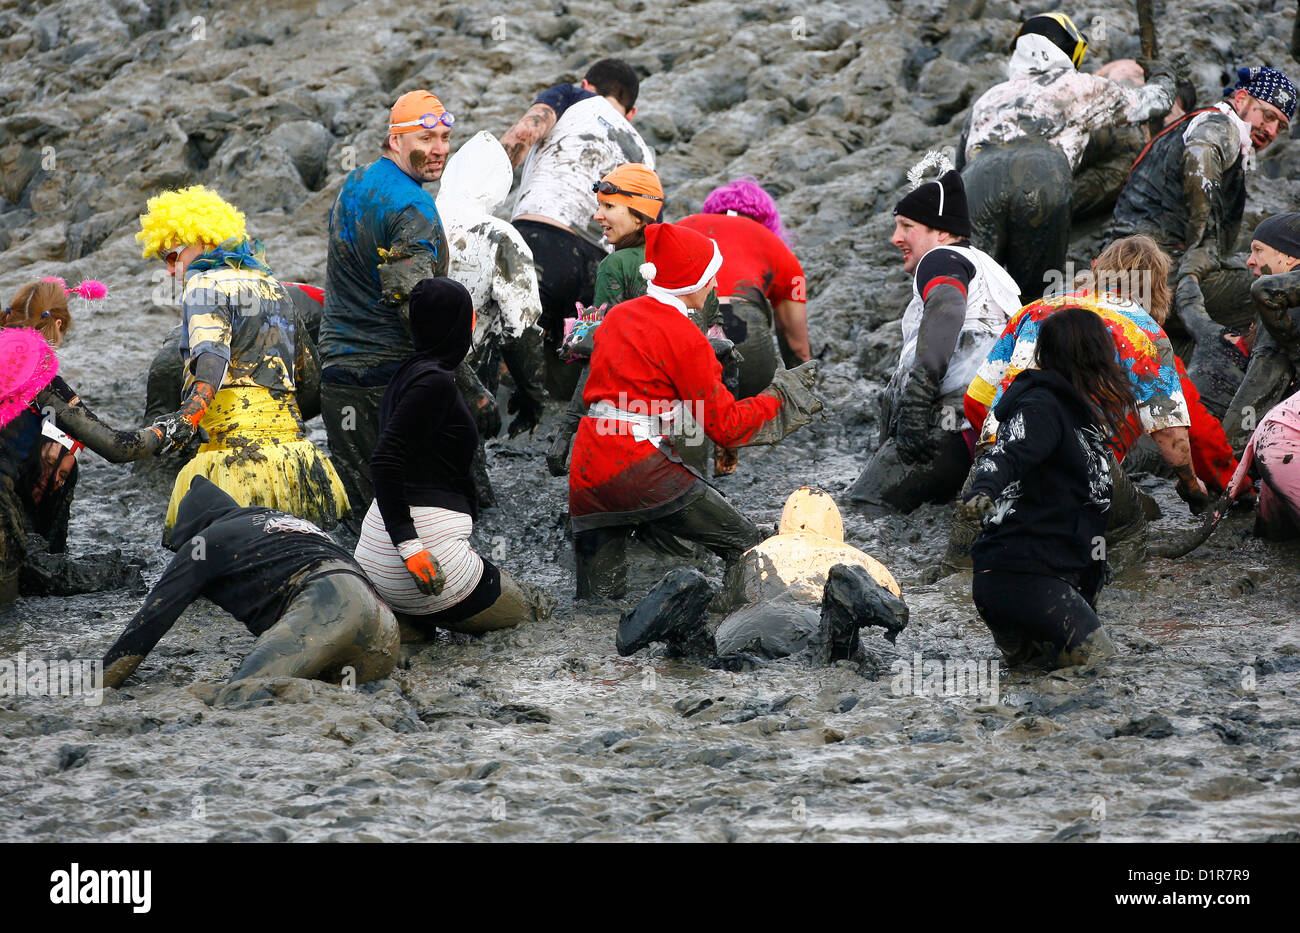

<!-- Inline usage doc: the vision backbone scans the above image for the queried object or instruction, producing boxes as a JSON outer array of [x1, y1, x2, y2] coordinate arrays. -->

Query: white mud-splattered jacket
[[965, 35, 1173, 171], [887, 243, 1022, 428], [437, 131, 543, 355]]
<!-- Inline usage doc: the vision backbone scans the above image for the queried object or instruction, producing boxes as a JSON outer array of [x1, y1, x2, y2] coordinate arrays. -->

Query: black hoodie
[[968, 368, 1114, 579], [103, 476, 365, 673], [371, 277, 480, 546]]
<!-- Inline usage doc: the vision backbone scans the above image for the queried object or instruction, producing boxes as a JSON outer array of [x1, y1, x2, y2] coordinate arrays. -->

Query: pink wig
[[701, 176, 790, 244]]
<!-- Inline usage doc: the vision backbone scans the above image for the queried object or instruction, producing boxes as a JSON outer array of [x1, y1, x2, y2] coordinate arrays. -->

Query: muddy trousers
[[965, 141, 1073, 300], [233, 572, 398, 683], [849, 431, 971, 514], [720, 296, 779, 399], [514, 219, 605, 401], [320, 381, 387, 522], [972, 569, 1112, 668], [573, 484, 762, 600]]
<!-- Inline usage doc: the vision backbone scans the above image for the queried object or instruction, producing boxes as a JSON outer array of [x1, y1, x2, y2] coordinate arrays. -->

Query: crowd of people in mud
[[3, 13, 1300, 691]]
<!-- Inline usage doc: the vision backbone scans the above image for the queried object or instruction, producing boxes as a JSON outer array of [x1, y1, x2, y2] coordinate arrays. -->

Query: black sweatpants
[[971, 569, 1103, 668], [514, 219, 607, 400]]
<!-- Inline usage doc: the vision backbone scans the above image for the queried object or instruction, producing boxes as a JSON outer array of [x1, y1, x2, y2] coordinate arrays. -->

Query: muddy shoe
[[820, 563, 910, 660], [616, 568, 713, 657], [523, 581, 557, 622]]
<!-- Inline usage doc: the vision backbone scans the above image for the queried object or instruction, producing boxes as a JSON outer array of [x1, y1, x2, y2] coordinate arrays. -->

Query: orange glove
[[404, 549, 445, 596]]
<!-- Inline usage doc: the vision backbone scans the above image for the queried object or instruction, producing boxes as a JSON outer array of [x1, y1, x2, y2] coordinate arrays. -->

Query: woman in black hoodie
[[353, 278, 554, 633], [960, 306, 1137, 668]]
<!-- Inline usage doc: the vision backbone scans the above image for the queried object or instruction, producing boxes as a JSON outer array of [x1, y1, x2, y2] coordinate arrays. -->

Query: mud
[[3, 0, 1300, 842]]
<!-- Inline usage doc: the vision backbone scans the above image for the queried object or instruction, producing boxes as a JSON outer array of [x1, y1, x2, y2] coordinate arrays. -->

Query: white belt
[[586, 399, 681, 445]]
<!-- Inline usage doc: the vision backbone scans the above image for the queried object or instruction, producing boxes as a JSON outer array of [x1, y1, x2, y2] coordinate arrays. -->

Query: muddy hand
[[506, 388, 542, 438], [546, 432, 570, 476], [404, 549, 445, 596], [1176, 475, 1213, 515], [957, 493, 995, 523]]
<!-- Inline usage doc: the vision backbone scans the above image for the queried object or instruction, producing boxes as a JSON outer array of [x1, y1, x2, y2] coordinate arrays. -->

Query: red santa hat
[[638, 223, 723, 295]]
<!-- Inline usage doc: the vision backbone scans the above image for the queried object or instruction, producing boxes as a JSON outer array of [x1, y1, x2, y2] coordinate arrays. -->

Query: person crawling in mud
[[1, 284, 163, 606], [1211, 213, 1300, 451], [950, 236, 1223, 572], [962, 12, 1174, 298], [136, 185, 349, 547], [1224, 385, 1300, 540], [615, 487, 908, 665], [352, 278, 555, 637], [101, 476, 398, 690], [318, 90, 498, 519], [959, 307, 1131, 669], [1110, 66, 1296, 335], [568, 222, 821, 601], [435, 130, 547, 440], [501, 58, 656, 401], [546, 164, 740, 481], [850, 160, 1020, 514]]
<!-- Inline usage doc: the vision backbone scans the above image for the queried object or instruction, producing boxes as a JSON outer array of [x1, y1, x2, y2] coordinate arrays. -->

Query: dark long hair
[[1035, 306, 1138, 449]]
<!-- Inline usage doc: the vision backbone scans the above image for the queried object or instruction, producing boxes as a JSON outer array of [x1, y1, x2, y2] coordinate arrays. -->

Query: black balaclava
[[170, 476, 246, 550], [408, 277, 474, 370]]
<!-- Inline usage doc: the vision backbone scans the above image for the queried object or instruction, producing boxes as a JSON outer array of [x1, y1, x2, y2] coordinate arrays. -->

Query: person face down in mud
[[614, 487, 908, 667], [850, 162, 1021, 515], [960, 307, 1134, 670], [352, 277, 555, 638], [101, 476, 399, 693], [567, 223, 822, 602], [0, 283, 164, 607]]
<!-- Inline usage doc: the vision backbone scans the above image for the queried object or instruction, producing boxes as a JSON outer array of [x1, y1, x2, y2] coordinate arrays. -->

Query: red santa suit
[[569, 291, 779, 529]]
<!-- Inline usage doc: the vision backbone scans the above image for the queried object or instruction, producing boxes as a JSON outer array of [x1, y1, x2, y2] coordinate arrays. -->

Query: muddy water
[[4, 0, 1300, 841]]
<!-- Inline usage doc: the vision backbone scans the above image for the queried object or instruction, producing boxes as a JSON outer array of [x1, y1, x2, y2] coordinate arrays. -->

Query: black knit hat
[[893, 169, 971, 239], [1252, 212, 1300, 260]]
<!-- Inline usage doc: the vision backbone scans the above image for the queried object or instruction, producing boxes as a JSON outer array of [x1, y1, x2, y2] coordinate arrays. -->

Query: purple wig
[[701, 176, 791, 244]]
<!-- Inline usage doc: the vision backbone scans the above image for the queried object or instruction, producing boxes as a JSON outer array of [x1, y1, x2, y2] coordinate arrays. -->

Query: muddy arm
[[1250, 269, 1300, 364], [35, 386, 161, 463], [501, 102, 557, 170]]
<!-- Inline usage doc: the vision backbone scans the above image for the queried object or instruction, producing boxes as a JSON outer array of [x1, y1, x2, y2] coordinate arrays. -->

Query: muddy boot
[[819, 563, 910, 661], [616, 568, 714, 658]]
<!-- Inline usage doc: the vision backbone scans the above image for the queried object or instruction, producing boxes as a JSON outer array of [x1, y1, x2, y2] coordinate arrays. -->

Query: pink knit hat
[[0, 328, 59, 429]]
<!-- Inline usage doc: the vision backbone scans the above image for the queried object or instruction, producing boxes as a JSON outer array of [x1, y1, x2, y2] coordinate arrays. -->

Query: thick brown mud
[[2, 0, 1300, 841]]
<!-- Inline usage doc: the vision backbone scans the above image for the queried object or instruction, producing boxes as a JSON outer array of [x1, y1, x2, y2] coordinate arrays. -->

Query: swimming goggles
[[592, 180, 664, 202], [389, 111, 456, 131]]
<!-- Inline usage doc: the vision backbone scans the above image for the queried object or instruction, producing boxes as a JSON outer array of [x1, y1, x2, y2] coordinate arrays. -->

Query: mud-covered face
[[1233, 91, 1289, 151], [891, 216, 949, 275], [594, 198, 643, 244], [1247, 239, 1300, 277], [390, 125, 451, 182]]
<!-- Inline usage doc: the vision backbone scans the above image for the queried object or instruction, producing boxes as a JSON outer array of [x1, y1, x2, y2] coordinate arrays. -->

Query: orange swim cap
[[389, 90, 453, 135], [595, 163, 664, 220]]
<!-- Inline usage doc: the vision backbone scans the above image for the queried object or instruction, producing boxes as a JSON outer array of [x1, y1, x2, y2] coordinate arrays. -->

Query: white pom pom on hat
[[639, 262, 658, 282]]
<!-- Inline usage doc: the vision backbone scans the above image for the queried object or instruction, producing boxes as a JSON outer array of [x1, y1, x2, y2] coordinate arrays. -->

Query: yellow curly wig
[[136, 185, 247, 259]]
